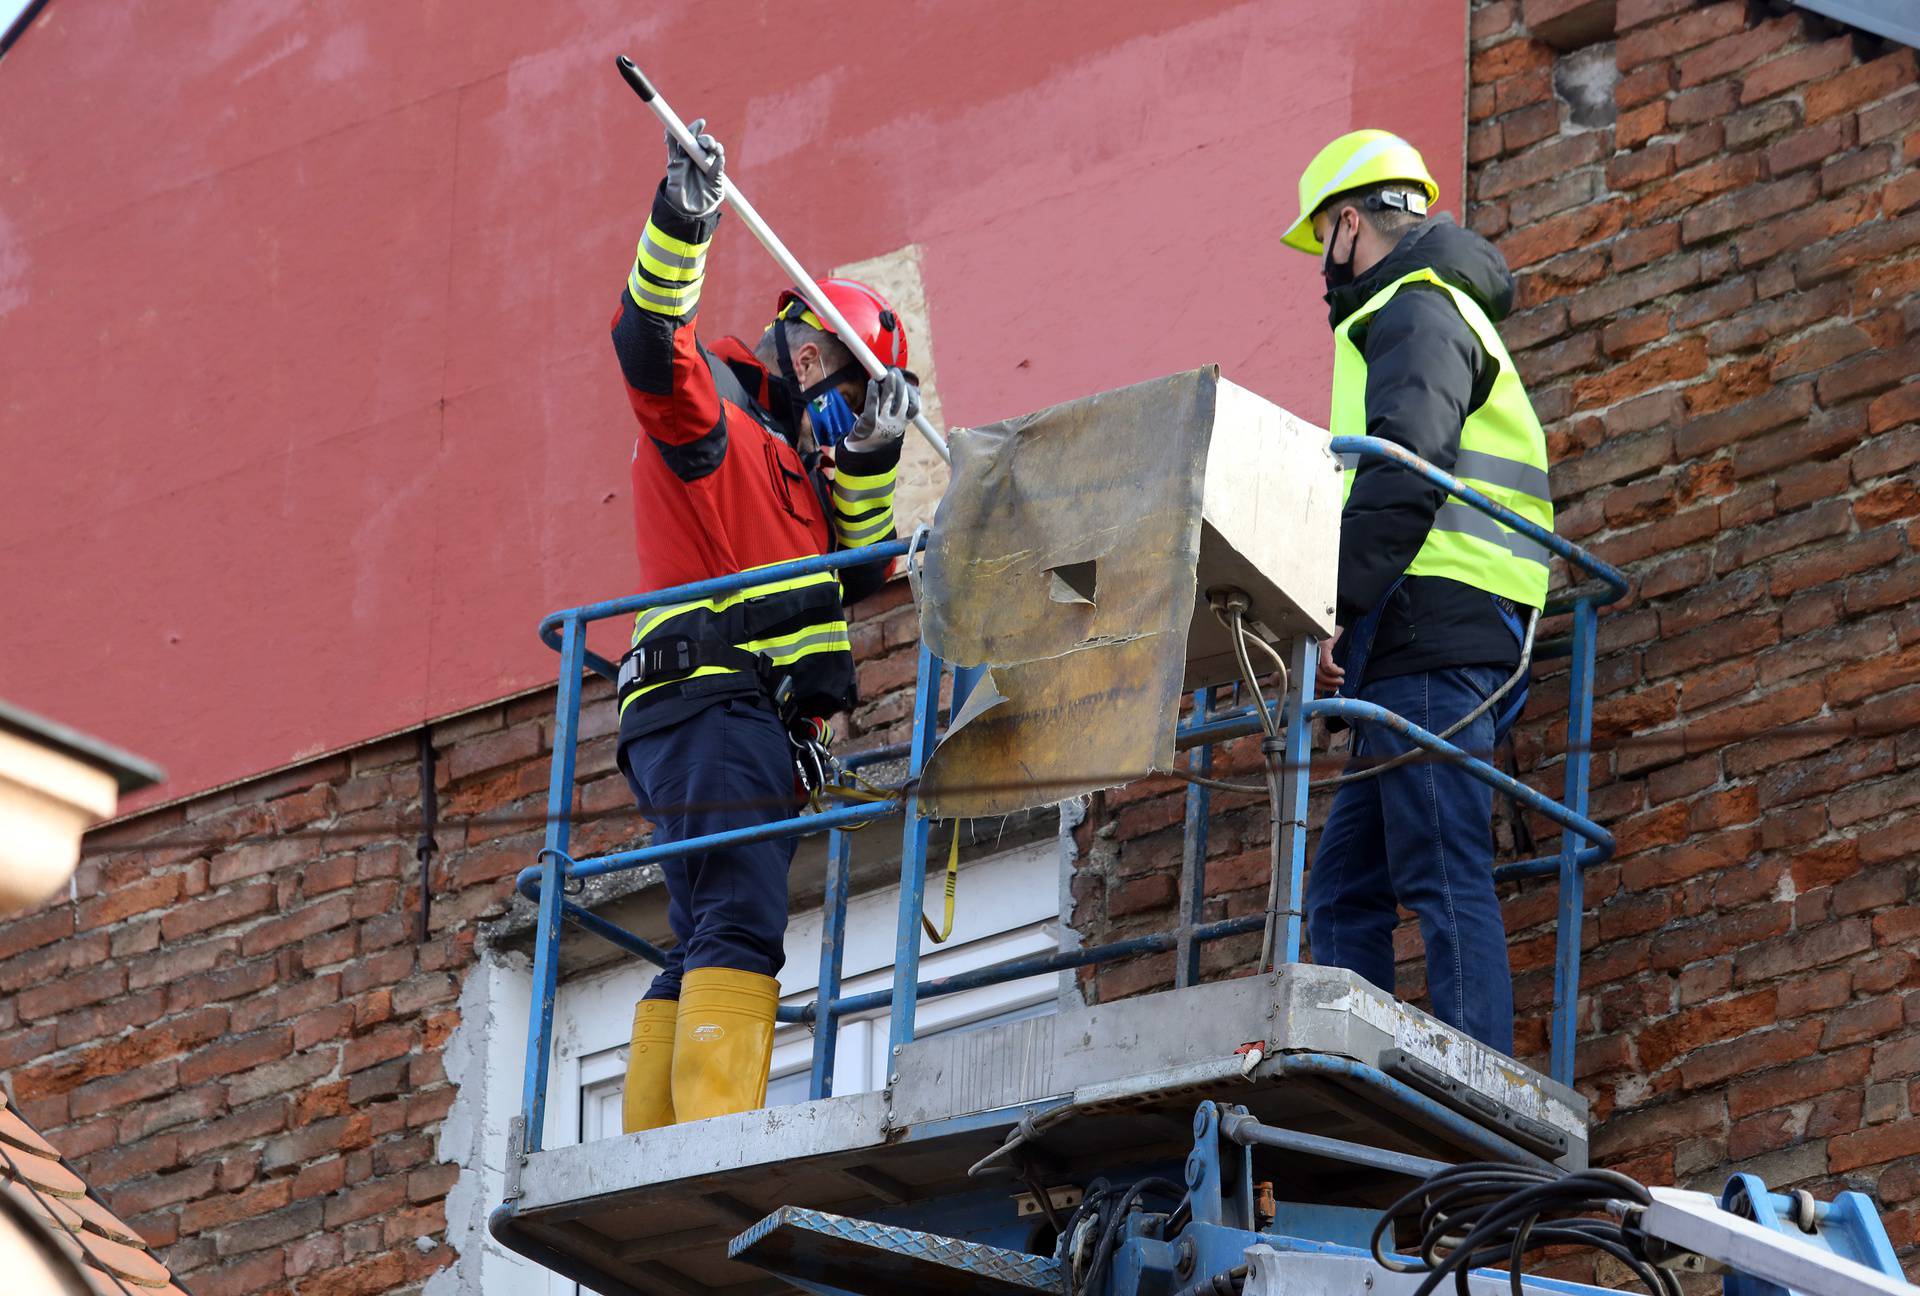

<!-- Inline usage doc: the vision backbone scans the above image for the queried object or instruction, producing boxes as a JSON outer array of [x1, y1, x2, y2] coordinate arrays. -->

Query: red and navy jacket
[[611, 180, 902, 738]]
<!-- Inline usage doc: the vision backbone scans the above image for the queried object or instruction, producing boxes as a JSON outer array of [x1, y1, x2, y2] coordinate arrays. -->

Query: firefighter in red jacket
[[611, 120, 915, 1130]]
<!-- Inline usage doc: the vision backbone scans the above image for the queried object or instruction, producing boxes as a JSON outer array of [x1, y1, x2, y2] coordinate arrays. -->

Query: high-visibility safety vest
[[1330, 267, 1554, 609]]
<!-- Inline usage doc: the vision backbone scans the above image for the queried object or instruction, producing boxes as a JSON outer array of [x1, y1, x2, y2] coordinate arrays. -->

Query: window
[[558, 837, 1065, 1146]]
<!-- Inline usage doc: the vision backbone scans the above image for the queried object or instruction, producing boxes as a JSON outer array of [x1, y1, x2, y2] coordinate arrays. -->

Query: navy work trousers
[[1305, 666, 1516, 1055], [620, 697, 797, 1002]]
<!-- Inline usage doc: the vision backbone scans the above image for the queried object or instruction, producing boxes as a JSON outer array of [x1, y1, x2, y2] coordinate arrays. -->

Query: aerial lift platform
[[488, 407, 1913, 1296]]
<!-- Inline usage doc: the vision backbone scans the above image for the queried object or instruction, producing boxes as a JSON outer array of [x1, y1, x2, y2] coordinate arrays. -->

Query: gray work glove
[[843, 368, 920, 452], [663, 118, 725, 219]]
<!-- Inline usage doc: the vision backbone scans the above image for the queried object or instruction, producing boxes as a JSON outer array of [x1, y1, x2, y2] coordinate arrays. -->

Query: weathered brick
[[323, 1173, 410, 1229], [188, 1248, 284, 1296], [209, 836, 309, 887], [1617, 1, 1745, 71], [0, 907, 75, 963], [1822, 144, 1895, 197], [1714, 497, 1853, 575], [76, 873, 185, 931], [342, 1023, 416, 1075], [1680, 1019, 1825, 1091], [1569, 256, 1701, 327], [1648, 902, 1791, 971], [239, 894, 352, 958], [18, 962, 126, 1022], [1804, 49, 1920, 125], [1677, 14, 1798, 90], [1830, 1119, 1920, 1175], [217, 1199, 325, 1257], [167, 956, 277, 1015], [341, 946, 414, 996], [1769, 527, 1906, 600], [160, 883, 274, 941], [1734, 191, 1876, 268], [1477, 132, 1608, 201], [70, 1058, 178, 1119], [1571, 337, 1707, 409], [226, 1049, 339, 1108], [1814, 335, 1920, 405], [1736, 919, 1872, 987], [1739, 37, 1855, 106]]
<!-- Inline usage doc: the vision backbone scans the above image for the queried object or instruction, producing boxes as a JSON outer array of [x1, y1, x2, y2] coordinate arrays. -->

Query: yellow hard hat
[[1281, 130, 1440, 255]]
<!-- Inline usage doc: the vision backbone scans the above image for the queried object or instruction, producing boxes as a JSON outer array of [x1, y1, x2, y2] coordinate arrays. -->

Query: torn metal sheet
[[917, 368, 1339, 819], [917, 370, 1213, 818]]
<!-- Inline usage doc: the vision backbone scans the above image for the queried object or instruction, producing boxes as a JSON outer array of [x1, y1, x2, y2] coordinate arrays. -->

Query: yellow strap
[[805, 767, 899, 828], [920, 822, 961, 945]]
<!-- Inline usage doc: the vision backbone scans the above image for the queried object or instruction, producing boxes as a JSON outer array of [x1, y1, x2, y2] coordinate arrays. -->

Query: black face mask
[[1321, 215, 1355, 293]]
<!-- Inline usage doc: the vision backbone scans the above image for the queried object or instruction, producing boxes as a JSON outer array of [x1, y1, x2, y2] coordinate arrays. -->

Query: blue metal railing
[[510, 439, 1628, 1153]]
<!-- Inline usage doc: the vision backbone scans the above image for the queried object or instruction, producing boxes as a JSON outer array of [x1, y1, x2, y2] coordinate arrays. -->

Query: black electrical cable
[[1369, 1162, 1682, 1296], [1054, 1175, 1185, 1296], [1086, 1176, 1183, 1296]]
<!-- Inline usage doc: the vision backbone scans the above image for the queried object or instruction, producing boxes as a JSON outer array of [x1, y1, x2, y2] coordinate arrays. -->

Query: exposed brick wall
[[1070, 0, 1920, 1277], [2, 7, 1918, 1294], [0, 717, 519, 1294], [0, 578, 928, 1294]]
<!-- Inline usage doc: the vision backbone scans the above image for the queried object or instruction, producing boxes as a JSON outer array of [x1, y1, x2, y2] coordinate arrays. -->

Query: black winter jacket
[[1327, 216, 1531, 686]]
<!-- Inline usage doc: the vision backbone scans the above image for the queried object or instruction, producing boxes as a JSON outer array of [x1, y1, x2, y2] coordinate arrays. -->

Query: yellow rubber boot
[[671, 967, 780, 1123], [622, 999, 678, 1134]]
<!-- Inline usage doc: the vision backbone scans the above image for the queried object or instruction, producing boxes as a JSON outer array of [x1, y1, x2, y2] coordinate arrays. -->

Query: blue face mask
[[808, 389, 858, 448]]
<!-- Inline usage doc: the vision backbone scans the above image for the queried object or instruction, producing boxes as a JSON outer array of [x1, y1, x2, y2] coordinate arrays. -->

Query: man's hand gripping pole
[[616, 56, 952, 463]]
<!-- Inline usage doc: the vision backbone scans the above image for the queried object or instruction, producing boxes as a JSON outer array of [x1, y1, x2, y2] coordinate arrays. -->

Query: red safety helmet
[[774, 278, 909, 372]]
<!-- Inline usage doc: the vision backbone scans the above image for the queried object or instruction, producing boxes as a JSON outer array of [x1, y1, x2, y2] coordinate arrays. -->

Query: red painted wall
[[0, 0, 1465, 807]]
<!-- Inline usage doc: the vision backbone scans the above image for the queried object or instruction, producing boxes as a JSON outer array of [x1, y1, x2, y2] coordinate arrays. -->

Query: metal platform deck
[[494, 966, 1588, 1295]]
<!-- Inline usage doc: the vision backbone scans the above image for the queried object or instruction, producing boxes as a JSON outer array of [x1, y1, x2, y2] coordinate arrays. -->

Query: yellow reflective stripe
[[637, 223, 707, 281], [618, 665, 736, 714], [637, 244, 702, 284], [631, 566, 842, 644], [832, 474, 896, 517], [1453, 477, 1554, 529], [832, 466, 896, 493], [628, 271, 702, 317], [628, 265, 700, 302], [836, 509, 895, 544], [741, 623, 852, 663], [834, 496, 890, 521], [642, 222, 709, 260]]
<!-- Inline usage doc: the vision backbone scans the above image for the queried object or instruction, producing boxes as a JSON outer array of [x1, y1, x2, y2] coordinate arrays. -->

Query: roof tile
[[0, 1101, 183, 1294]]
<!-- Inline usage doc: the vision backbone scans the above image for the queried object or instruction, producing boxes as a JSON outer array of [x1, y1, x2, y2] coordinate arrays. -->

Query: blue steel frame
[[510, 437, 1628, 1152]]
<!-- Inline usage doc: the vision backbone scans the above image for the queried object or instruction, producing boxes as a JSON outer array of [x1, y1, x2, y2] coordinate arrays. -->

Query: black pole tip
[[615, 55, 655, 102]]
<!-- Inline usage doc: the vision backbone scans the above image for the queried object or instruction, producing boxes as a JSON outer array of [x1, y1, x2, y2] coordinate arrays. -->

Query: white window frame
[[546, 838, 1064, 1296], [556, 837, 1063, 1140]]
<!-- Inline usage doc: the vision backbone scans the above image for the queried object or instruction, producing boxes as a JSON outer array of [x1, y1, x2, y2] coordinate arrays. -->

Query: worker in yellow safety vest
[[1282, 130, 1554, 1056]]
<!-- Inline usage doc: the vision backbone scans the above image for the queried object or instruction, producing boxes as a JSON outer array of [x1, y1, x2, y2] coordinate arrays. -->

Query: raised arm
[[833, 369, 913, 603], [610, 121, 728, 478]]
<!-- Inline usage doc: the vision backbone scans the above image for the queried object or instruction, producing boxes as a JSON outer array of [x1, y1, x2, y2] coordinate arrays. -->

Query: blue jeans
[[620, 697, 797, 1001], [1305, 666, 1515, 1055]]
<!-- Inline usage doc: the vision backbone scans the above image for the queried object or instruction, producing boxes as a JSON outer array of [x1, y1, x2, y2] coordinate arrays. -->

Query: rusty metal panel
[[918, 369, 1217, 818], [916, 369, 1340, 818]]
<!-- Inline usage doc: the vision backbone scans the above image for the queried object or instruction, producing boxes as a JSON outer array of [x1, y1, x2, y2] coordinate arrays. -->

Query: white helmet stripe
[[1306, 133, 1416, 217]]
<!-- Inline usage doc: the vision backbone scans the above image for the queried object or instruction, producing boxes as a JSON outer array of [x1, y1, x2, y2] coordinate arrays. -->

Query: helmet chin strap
[[772, 321, 866, 408]]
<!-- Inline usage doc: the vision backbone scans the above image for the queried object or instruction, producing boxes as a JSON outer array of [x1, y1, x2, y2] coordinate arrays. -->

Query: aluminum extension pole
[[616, 56, 952, 463]]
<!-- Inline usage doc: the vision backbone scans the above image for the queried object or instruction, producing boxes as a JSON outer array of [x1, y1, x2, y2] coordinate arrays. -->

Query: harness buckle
[[618, 637, 698, 694], [643, 638, 695, 680]]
